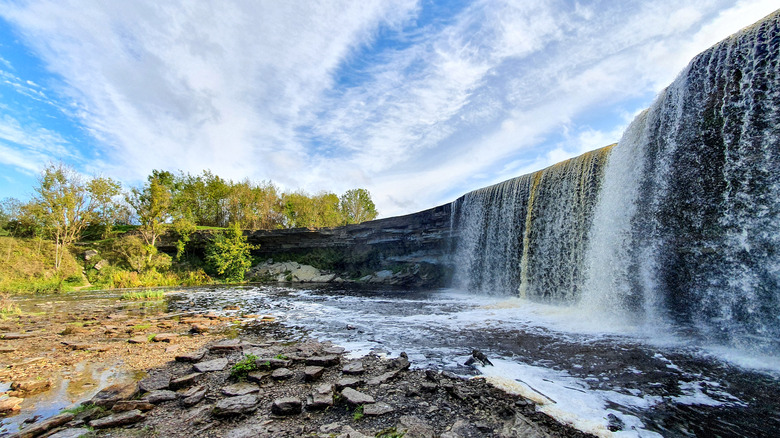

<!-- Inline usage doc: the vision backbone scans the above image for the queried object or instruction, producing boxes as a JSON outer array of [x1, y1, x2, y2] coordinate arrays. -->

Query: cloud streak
[[0, 0, 777, 216]]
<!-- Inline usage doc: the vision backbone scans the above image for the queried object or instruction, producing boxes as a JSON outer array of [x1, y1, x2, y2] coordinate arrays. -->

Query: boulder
[[83, 249, 98, 260], [93, 259, 109, 271]]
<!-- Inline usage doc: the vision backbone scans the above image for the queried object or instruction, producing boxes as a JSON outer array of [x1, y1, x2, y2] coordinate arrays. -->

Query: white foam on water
[[479, 358, 663, 438]]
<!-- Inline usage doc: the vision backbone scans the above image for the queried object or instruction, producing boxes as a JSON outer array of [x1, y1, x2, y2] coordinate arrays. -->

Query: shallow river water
[[168, 284, 780, 438]]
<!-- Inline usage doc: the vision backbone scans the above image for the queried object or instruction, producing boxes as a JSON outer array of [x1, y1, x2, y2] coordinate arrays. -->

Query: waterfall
[[452, 10, 780, 353], [451, 145, 612, 299]]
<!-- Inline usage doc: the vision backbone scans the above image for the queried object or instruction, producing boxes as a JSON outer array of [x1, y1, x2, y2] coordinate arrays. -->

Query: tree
[[32, 163, 96, 270], [87, 176, 122, 238], [205, 223, 256, 282], [340, 188, 378, 224], [126, 173, 172, 263]]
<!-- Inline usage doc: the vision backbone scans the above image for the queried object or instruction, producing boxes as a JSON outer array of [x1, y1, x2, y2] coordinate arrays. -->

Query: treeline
[[0, 164, 377, 271]]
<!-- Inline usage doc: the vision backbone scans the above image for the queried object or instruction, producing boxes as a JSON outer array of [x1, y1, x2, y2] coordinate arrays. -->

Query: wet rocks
[[11, 412, 74, 438], [0, 396, 24, 414], [193, 357, 228, 372], [340, 387, 375, 405], [89, 383, 139, 409], [213, 394, 258, 417], [89, 409, 145, 428], [10, 379, 52, 395], [271, 397, 302, 415], [389, 352, 411, 370]]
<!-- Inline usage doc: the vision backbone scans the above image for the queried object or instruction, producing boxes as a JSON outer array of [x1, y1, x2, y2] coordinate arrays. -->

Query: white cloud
[[0, 0, 777, 216]]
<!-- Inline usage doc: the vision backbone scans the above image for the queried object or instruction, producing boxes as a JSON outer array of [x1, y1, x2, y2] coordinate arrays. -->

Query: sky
[[0, 1, 777, 218]]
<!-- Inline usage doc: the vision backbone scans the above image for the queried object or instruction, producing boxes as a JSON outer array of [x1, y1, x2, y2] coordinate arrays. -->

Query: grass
[[120, 290, 165, 300], [352, 405, 364, 421], [230, 354, 259, 380], [0, 292, 22, 319], [375, 428, 405, 438], [273, 354, 288, 360], [0, 236, 82, 294], [62, 403, 99, 415], [131, 324, 151, 331]]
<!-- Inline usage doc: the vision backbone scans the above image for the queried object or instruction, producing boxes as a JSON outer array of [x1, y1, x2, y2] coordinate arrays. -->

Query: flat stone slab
[[175, 349, 206, 362], [367, 370, 399, 385], [11, 379, 52, 394], [247, 370, 270, 383], [213, 394, 258, 417], [10, 412, 74, 436], [271, 367, 294, 380], [272, 397, 302, 415], [221, 382, 260, 396], [144, 390, 178, 404], [340, 387, 375, 405], [255, 357, 292, 369], [304, 366, 325, 381], [342, 361, 364, 375], [128, 335, 148, 344], [152, 333, 178, 342], [90, 383, 139, 409], [305, 354, 340, 367], [193, 357, 228, 372], [0, 396, 24, 414], [0, 332, 35, 340], [182, 385, 207, 406], [89, 409, 145, 428], [48, 428, 92, 438], [364, 402, 394, 416], [112, 400, 155, 412], [209, 339, 243, 353], [170, 372, 201, 389], [139, 372, 171, 392], [336, 377, 364, 390], [306, 392, 333, 410]]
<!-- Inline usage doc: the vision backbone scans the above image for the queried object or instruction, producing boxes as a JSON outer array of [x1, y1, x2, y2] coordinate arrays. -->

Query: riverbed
[[3, 285, 779, 437]]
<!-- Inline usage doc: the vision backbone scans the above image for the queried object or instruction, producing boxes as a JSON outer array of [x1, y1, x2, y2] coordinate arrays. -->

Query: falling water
[[452, 10, 780, 354]]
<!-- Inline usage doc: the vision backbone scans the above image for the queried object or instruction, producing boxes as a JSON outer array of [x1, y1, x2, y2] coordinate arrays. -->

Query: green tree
[[205, 223, 256, 282], [340, 188, 378, 224], [87, 176, 122, 238], [126, 173, 172, 263], [32, 164, 97, 270]]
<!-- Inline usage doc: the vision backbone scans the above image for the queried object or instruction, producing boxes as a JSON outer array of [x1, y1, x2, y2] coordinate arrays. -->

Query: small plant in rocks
[[352, 405, 364, 421], [273, 354, 288, 360], [230, 354, 259, 380], [375, 427, 405, 438]]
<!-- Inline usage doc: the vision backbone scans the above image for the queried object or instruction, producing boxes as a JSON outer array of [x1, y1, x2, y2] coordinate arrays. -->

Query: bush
[[205, 224, 256, 282]]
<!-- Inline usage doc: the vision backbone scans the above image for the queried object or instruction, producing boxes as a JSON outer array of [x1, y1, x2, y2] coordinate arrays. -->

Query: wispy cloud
[[0, 0, 777, 216]]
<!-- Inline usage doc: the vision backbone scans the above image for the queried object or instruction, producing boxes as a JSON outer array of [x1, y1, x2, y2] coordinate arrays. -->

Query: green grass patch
[[352, 405, 364, 421], [131, 324, 151, 331], [230, 354, 259, 380], [120, 289, 165, 301]]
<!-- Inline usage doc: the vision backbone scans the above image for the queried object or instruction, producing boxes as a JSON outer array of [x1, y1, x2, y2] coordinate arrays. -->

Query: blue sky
[[0, 1, 777, 217]]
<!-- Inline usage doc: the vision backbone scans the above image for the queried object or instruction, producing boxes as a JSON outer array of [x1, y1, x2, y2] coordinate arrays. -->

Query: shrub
[[230, 354, 259, 380], [205, 224, 256, 282]]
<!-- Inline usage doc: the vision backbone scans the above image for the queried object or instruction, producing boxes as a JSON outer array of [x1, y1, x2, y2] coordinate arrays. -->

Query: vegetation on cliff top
[[0, 164, 379, 293]]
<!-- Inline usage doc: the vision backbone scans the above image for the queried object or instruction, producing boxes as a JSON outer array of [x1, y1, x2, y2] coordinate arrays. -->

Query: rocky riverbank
[[1, 294, 594, 438]]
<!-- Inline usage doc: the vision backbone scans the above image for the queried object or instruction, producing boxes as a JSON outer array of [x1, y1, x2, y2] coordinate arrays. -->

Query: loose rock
[[271, 397, 302, 415], [336, 377, 364, 390], [271, 367, 294, 380], [112, 400, 155, 412], [181, 385, 207, 406], [89, 409, 145, 429], [139, 372, 171, 392], [306, 354, 340, 367], [175, 349, 206, 362], [213, 395, 258, 417], [89, 383, 138, 409], [340, 387, 375, 405], [145, 390, 178, 404], [170, 372, 201, 389], [10, 412, 74, 438], [221, 382, 260, 397], [304, 365, 325, 381], [193, 357, 228, 372], [342, 361, 365, 375], [364, 402, 394, 416]]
